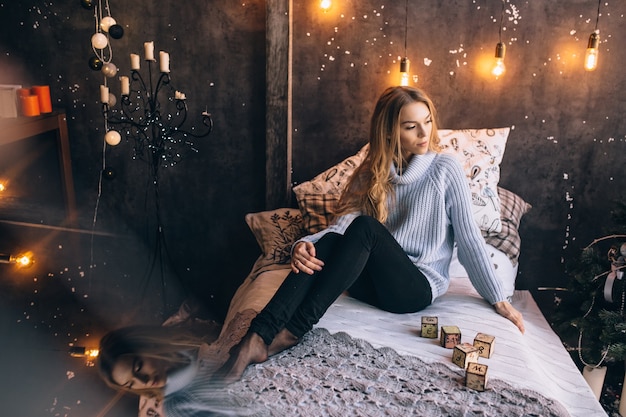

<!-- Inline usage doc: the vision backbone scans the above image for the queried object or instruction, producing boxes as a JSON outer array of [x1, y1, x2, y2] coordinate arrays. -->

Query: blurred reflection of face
[[111, 355, 168, 391]]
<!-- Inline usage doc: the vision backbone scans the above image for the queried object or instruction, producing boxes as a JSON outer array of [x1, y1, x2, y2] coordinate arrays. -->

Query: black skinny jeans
[[249, 215, 433, 345]]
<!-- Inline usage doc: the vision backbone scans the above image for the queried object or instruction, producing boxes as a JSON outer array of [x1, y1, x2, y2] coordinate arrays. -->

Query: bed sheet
[[316, 277, 607, 417]]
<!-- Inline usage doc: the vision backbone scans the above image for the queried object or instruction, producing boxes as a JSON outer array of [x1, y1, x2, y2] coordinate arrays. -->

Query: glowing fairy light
[[0, 251, 35, 268], [69, 346, 100, 366]]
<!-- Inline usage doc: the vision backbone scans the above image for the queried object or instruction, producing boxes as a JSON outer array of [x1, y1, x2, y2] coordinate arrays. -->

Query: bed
[[139, 128, 607, 416]]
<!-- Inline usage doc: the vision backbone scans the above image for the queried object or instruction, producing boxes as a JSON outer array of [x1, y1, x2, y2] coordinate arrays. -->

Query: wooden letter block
[[452, 343, 480, 369], [473, 333, 496, 358], [440, 325, 461, 348], [421, 316, 438, 338], [465, 362, 489, 391]]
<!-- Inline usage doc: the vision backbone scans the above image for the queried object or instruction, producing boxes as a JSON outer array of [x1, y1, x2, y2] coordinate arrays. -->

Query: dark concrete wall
[[1, 1, 625, 318], [291, 1, 626, 311], [0, 1, 267, 315]]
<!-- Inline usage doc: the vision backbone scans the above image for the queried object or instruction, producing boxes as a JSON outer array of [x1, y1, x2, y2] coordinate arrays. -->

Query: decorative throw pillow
[[438, 128, 510, 233], [245, 208, 305, 265], [496, 186, 532, 229], [293, 144, 369, 233], [482, 187, 532, 266], [294, 193, 341, 234], [293, 144, 369, 196]]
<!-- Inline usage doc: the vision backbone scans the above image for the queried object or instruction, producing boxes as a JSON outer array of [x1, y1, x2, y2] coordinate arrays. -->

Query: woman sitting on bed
[[216, 86, 525, 384]]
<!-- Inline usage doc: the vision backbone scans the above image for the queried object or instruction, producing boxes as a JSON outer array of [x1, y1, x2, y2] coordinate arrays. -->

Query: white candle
[[144, 41, 155, 61], [120, 76, 130, 96], [159, 51, 170, 73], [130, 53, 140, 70], [582, 365, 607, 400], [100, 85, 109, 104]]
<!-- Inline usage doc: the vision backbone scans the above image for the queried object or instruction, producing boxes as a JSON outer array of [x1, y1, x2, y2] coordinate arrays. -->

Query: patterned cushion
[[245, 208, 305, 265], [481, 187, 532, 265], [497, 186, 532, 229], [293, 144, 369, 234], [293, 144, 369, 196], [294, 193, 341, 234], [438, 128, 510, 233]]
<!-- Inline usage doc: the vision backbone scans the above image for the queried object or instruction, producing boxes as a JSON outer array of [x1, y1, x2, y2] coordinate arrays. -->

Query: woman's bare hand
[[494, 301, 525, 334], [291, 241, 324, 275]]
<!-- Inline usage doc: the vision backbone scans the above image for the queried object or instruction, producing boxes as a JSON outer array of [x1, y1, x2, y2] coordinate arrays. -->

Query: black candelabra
[[101, 47, 212, 315]]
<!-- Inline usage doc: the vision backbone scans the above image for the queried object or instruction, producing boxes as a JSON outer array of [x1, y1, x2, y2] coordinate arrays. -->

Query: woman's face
[[398, 101, 432, 159], [111, 354, 169, 391]]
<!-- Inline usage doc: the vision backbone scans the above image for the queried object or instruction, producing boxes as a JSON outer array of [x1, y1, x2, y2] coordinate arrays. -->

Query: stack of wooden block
[[421, 316, 495, 391]]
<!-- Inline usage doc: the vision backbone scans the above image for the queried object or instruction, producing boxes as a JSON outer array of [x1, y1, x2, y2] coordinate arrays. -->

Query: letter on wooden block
[[473, 333, 496, 358], [440, 325, 461, 348], [452, 342, 480, 369], [421, 316, 438, 338], [465, 362, 489, 391]]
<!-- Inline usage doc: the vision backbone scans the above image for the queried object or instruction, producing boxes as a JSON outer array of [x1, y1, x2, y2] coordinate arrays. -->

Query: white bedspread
[[316, 277, 607, 417]]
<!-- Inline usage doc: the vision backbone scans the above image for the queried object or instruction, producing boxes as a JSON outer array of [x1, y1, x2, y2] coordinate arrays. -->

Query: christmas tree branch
[[591, 264, 626, 282], [584, 234, 626, 250]]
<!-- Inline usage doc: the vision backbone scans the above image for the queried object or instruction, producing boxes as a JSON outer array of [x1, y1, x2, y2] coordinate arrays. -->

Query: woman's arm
[[443, 157, 525, 333]]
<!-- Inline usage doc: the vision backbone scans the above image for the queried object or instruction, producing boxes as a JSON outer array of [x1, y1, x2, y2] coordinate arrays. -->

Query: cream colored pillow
[[245, 208, 305, 269], [438, 128, 510, 233]]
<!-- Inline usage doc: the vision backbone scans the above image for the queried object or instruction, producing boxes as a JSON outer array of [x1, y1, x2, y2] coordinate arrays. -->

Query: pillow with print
[[438, 127, 510, 233], [245, 208, 306, 266], [293, 144, 369, 233]]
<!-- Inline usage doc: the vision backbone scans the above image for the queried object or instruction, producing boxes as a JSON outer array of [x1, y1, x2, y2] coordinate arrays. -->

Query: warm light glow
[[69, 346, 100, 365], [320, 0, 332, 11], [0, 182, 5, 192], [400, 72, 410, 86], [87, 348, 100, 358], [12, 252, 34, 268], [399, 57, 410, 86], [584, 31, 600, 71], [492, 58, 506, 77], [69, 346, 100, 358], [491, 42, 506, 77]]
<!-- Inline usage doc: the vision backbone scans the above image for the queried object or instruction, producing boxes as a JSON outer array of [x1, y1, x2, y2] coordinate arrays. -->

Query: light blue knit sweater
[[299, 151, 506, 305]]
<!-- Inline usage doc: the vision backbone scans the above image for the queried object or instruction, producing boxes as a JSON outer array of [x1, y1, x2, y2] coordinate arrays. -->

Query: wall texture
[[0, 1, 268, 315], [0, 0, 625, 320], [291, 0, 626, 312]]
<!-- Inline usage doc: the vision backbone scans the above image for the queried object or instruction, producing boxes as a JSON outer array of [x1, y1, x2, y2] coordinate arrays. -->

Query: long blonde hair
[[97, 325, 206, 398], [335, 86, 440, 223]]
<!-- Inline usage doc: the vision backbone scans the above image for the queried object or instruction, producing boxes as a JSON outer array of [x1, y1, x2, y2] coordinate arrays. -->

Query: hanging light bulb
[[584, 0, 602, 72], [398, 0, 413, 86], [491, 42, 506, 77], [584, 30, 600, 72], [0, 252, 35, 268], [400, 57, 410, 86], [320, 0, 331, 11], [490, 0, 506, 78]]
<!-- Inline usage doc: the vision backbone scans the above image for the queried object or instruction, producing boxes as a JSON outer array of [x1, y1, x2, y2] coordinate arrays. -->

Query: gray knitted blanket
[[220, 328, 570, 417]]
